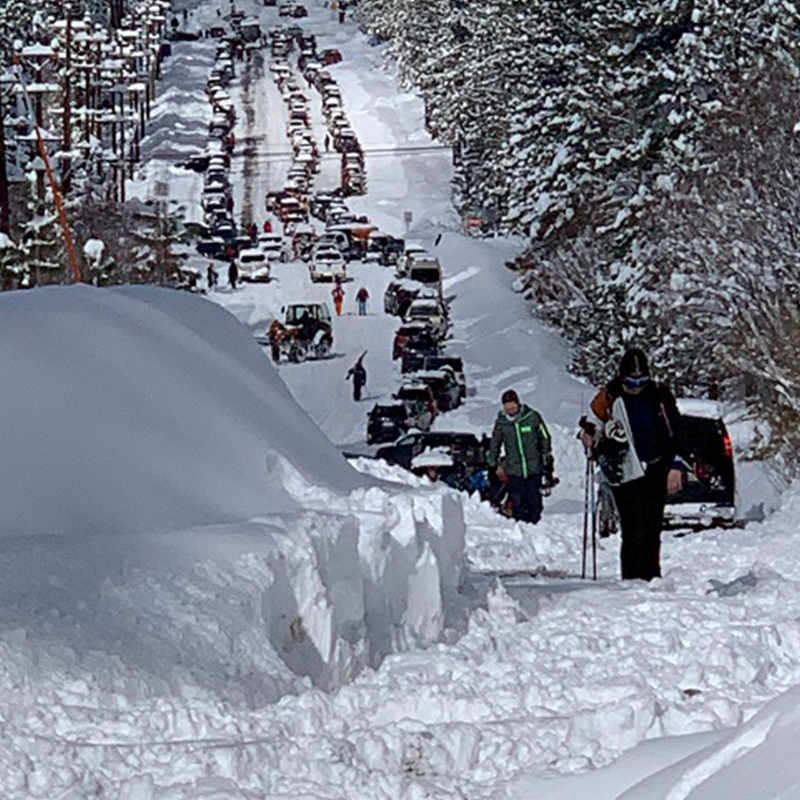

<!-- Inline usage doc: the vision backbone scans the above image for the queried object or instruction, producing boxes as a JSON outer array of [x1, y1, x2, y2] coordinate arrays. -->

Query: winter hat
[[618, 348, 650, 379], [501, 389, 520, 405]]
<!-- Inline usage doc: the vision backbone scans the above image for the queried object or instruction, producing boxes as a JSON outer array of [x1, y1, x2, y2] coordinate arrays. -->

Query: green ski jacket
[[488, 404, 553, 478]]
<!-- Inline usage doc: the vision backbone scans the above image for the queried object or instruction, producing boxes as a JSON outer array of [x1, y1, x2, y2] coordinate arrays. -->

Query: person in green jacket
[[488, 389, 555, 523]]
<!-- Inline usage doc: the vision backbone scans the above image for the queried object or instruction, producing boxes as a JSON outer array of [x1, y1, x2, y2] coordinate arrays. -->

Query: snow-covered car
[[665, 399, 737, 529], [405, 369, 461, 413], [393, 383, 437, 426], [258, 233, 292, 262], [403, 297, 449, 339], [309, 249, 347, 283], [376, 431, 485, 471], [384, 279, 420, 316], [395, 242, 429, 276], [596, 398, 737, 536], [367, 402, 410, 445], [237, 248, 272, 283], [316, 231, 349, 254]]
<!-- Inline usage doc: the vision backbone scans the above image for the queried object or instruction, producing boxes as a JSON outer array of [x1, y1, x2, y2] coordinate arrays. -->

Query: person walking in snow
[[332, 281, 345, 316], [227, 259, 239, 290], [581, 348, 686, 581], [324, 133, 331, 152], [346, 352, 367, 401], [488, 389, 555, 525], [249, 221, 258, 242], [356, 286, 369, 316], [263, 218, 273, 234], [207, 262, 218, 290]]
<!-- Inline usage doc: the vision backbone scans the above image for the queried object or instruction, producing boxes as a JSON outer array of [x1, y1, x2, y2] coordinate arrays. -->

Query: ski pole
[[590, 457, 597, 580], [581, 456, 590, 579]]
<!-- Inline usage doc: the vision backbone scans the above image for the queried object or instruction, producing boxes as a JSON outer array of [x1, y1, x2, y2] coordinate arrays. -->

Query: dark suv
[[366, 403, 410, 445], [664, 399, 736, 528]]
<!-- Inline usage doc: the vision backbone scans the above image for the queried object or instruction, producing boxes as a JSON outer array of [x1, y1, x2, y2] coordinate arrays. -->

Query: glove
[[542, 471, 559, 496]]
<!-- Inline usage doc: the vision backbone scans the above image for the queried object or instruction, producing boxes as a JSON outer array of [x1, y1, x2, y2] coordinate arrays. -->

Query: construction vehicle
[[258, 303, 333, 363]]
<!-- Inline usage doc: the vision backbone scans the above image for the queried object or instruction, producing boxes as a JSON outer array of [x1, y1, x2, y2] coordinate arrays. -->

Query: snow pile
[[618, 685, 800, 799], [0, 286, 466, 720]]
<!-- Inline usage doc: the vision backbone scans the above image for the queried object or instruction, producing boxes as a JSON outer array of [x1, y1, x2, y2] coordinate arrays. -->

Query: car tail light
[[722, 431, 733, 459]]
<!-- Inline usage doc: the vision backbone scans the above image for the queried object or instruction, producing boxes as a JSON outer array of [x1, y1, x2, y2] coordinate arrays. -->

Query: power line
[[139, 143, 452, 163]]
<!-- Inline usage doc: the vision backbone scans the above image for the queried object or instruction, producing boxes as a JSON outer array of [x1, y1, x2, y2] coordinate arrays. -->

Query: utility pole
[[62, 5, 73, 194], [0, 78, 10, 234]]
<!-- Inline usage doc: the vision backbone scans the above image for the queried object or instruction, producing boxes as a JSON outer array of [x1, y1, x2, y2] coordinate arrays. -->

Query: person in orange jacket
[[332, 282, 344, 315]]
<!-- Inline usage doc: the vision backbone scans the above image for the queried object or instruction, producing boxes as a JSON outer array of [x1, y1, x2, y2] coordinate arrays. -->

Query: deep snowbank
[[0, 284, 363, 537], [0, 286, 466, 722]]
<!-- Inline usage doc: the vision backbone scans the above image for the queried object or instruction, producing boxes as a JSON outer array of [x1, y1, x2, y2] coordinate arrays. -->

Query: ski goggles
[[622, 374, 650, 389]]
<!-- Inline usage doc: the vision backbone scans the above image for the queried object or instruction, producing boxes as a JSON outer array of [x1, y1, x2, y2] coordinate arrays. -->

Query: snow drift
[[0, 285, 465, 706]]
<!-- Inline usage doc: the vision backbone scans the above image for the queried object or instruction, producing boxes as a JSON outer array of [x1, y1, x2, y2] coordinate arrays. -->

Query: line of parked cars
[[367, 244, 467, 454], [180, 20, 256, 263]]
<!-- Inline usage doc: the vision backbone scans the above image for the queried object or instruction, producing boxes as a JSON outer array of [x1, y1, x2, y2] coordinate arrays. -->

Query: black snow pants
[[611, 463, 669, 581], [507, 474, 543, 524]]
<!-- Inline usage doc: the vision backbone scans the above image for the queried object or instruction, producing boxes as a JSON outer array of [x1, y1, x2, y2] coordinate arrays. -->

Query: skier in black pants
[[346, 352, 367, 401], [582, 348, 687, 581]]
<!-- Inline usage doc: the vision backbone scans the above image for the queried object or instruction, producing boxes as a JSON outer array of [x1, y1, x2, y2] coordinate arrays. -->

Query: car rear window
[[683, 416, 728, 464], [410, 268, 440, 283]]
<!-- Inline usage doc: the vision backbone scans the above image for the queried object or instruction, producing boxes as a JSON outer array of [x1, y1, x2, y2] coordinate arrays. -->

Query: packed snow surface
[[3, 0, 800, 798]]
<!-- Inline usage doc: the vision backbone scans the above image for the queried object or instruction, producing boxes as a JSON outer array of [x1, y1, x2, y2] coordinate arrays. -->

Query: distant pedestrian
[[346, 352, 367, 401], [228, 259, 239, 290], [263, 218, 273, 233], [356, 286, 369, 316], [324, 133, 331, 152], [249, 221, 258, 241], [207, 262, 218, 289], [332, 282, 344, 316]]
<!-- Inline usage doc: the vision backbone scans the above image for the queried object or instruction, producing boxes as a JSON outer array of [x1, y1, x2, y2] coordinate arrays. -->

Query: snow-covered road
[[2, 1, 799, 799]]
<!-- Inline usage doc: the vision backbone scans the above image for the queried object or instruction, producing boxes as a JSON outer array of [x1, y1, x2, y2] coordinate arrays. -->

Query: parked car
[[237, 248, 271, 283], [196, 236, 228, 258], [396, 242, 429, 276], [367, 402, 411, 445], [407, 369, 461, 412], [393, 322, 441, 360], [365, 232, 405, 266], [665, 399, 737, 528], [258, 233, 292, 262], [310, 248, 347, 282], [407, 258, 443, 292], [394, 383, 437, 425], [376, 431, 485, 471], [403, 297, 449, 338], [401, 355, 466, 399], [384, 279, 421, 316], [596, 398, 737, 535], [424, 355, 466, 399], [321, 48, 342, 65]]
